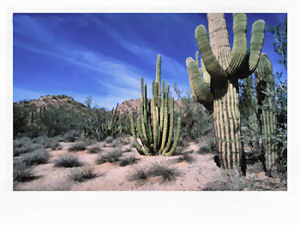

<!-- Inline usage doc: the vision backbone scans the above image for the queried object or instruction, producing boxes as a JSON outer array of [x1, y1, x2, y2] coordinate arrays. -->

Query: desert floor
[[14, 136, 287, 191]]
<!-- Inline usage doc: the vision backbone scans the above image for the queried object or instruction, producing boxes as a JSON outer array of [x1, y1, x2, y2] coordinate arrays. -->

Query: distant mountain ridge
[[15, 95, 85, 110], [15, 95, 191, 115]]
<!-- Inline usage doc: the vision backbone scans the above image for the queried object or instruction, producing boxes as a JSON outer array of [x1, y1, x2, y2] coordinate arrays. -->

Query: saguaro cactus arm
[[195, 25, 227, 82], [249, 19, 266, 73], [201, 58, 211, 84], [186, 57, 213, 111], [195, 13, 265, 80], [226, 13, 248, 76]]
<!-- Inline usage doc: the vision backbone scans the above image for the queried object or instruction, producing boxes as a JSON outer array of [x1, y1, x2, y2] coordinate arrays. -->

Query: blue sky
[[13, 13, 287, 109]]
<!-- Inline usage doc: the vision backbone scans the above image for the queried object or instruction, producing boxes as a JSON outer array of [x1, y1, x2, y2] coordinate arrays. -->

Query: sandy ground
[[13, 137, 287, 191]]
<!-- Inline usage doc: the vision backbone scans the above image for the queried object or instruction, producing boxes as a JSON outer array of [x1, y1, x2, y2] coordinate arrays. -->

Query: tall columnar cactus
[[254, 53, 277, 176], [240, 75, 259, 149], [186, 13, 265, 171], [130, 55, 181, 156]]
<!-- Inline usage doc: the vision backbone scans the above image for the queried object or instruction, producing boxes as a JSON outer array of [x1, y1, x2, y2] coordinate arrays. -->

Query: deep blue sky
[[13, 13, 287, 109]]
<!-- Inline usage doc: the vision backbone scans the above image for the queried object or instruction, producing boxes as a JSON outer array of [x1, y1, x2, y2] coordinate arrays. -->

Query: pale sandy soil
[[13, 137, 287, 191]]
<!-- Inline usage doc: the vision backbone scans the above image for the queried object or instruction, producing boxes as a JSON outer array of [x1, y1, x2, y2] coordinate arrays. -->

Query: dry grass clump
[[69, 167, 98, 182], [13, 161, 36, 182], [96, 149, 123, 164], [68, 141, 89, 152], [87, 144, 102, 154], [21, 149, 50, 166], [129, 163, 180, 183], [119, 156, 139, 167], [63, 130, 81, 142], [53, 154, 82, 167]]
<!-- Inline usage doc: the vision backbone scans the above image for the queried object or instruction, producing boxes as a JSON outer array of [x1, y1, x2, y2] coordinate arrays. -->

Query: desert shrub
[[82, 101, 112, 141], [82, 98, 130, 141], [202, 180, 233, 191], [14, 146, 33, 157], [176, 153, 194, 163], [148, 163, 180, 181], [13, 103, 30, 137], [13, 137, 31, 148], [35, 105, 83, 137], [68, 141, 88, 152], [69, 167, 97, 182], [129, 163, 180, 183], [32, 136, 60, 150], [13, 102, 84, 139], [63, 130, 81, 142], [172, 84, 213, 141], [87, 144, 102, 154], [119, 156, 139, 167], [53, 135, 64, 142], [96, 149, 123, 164], [129, 168, 149, 181], [53, 154, 82, 167], [13, 137, 34, 156], [13, 161, 35, 182], [13, 143, 42, 157], [119, 137, 131, 145], [21, 149, 50, 166], [45, 139, 60, 150], [104, 136, 114, 143]]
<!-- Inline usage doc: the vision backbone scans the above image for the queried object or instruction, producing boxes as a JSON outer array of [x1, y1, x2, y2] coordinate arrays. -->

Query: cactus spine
[[186, 13, 265, 171], [130, 55, 181, 156], [254, 53, 277, 175]]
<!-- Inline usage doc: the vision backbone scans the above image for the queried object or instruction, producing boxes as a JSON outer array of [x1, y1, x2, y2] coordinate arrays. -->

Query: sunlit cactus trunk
[[186, 13, 265, 173], [207, 14, 242, 169], [254, 53, 277, 176]]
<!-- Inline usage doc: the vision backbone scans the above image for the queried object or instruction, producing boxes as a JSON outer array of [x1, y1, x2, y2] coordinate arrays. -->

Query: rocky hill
[[116, 99, 141, 114], [16, 95, 85, 111], [116, 98, 198, 115]]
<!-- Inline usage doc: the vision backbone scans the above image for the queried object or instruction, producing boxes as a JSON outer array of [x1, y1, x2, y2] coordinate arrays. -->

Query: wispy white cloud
[[14, 14, 191, 108]]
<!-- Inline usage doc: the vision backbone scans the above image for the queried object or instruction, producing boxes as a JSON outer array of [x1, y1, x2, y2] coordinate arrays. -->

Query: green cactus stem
[[254, 53, 277, 176], [130, 55, 181, 156], [186, 13, 265, 172], [241, 75, 259, 150]]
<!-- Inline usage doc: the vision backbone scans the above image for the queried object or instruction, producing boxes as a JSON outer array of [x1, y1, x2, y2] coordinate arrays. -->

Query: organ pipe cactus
[[186, 13, 265, 171], [254, 53, 277, 176], [130, 55, 181, 156]]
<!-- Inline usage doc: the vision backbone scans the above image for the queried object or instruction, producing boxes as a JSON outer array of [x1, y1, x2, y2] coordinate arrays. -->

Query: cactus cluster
[[254, 53, 277, 175], [130, 55, 181, 156], [101, 104, 123, 137], [186, 13, 265, 170], [83, 104, 122, 141]]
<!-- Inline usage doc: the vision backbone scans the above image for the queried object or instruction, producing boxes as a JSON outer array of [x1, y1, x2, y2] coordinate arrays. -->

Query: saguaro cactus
[[186, 13, 265, 171], [240, 75, 259, 149], [130, 55, 181, 156], [254, 53, 277, 176]]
